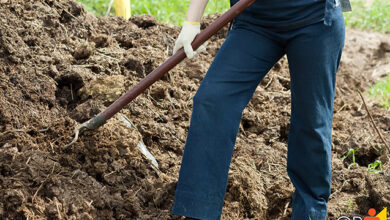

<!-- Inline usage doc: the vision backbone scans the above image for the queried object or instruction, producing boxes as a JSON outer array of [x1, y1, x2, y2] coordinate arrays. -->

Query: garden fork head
[[63, 113, 106, 151]]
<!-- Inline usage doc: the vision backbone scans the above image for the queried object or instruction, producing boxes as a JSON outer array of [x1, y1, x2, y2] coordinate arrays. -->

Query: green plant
[[368, 160, 383, 174], [341, 148, 358, 169], [341, 200, 358, 214], [369, 74, 390, 109]]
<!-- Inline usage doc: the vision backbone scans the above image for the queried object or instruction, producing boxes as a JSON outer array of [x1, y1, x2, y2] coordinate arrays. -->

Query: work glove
[[173, 21, 207, 59]]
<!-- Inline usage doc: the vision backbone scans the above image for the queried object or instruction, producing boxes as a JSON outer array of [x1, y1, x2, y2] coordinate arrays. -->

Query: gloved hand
[[173, 21, 207, 59]]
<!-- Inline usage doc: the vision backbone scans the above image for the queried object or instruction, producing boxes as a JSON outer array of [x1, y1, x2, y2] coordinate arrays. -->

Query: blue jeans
[[172, 8, 345, 220]]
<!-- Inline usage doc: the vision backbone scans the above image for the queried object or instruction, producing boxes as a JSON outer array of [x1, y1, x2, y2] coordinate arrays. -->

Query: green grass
[[132, 0, 230, 25], [77, 0, 230, 25], [77, 0, 111, 17], [369, 74, 390, 109], [344, 0, 390, 33]]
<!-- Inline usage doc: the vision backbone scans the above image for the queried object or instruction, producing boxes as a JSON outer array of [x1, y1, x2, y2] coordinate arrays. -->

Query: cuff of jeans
[[171, 190, 223, 220]]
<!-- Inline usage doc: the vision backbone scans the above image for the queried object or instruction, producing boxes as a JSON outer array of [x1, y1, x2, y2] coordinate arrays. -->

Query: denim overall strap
[[340, 0, 352, 12], [325, 0, 351, 26], [324, 0, 338, 26]]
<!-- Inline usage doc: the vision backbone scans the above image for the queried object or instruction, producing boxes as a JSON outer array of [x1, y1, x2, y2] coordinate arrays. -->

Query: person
[[171, 0, 351, 219]]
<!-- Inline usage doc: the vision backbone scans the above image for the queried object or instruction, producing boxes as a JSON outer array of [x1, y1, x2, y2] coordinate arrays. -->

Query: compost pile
[[1, 0, 390, 219]]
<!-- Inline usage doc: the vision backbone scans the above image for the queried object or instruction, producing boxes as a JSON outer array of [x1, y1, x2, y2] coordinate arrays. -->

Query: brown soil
[[0, 0, 389, 219]]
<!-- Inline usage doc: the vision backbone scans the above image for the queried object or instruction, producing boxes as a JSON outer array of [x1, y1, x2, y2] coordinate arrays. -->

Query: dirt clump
[[73, 41, 95, 60], [0, 0, 390, 219]]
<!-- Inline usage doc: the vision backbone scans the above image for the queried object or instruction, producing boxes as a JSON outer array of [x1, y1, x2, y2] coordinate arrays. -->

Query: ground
[[0, 0, 389, 219]]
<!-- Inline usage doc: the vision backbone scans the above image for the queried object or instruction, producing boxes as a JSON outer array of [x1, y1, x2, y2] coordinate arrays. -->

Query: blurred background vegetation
[[76, 0, 230, 25], [77, 0, 390, 108], [344, 0, 390, 33]]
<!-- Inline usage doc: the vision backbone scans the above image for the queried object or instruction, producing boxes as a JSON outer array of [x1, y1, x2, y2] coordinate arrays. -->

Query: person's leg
[[171, 23, 284, 220], [285, 9, 345, 220]]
